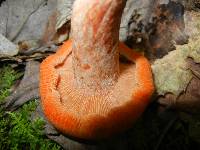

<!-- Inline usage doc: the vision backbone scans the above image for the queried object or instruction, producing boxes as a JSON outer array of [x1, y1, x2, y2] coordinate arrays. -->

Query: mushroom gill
[[40, 0, 154, 140]]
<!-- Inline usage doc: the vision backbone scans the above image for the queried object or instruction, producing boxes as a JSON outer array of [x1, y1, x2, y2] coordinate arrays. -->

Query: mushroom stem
[[72, 0, 126, 90], [40, 0, 154, 139]]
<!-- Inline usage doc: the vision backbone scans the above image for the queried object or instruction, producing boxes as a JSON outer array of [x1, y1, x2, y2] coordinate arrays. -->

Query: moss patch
[[0, 66, 62, 150]]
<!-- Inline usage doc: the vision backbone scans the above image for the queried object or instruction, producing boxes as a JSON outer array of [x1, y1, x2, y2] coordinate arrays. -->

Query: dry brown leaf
[[0, 54, 22, 63], [18, 39, 41, 53], [158, 57, 200, 113], [185, 0, 200, 10], [0, 43, 57, 64], [29, 103, 145, 150], [43, 113, 139, 150], [41, 0, 188, 53], [41, 11, 58, 44], [42, 10, 71, 44], [41, 0, 73, 44]]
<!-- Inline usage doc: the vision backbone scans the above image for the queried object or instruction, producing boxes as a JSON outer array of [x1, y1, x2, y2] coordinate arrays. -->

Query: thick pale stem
[[71, 0, 126, 90]]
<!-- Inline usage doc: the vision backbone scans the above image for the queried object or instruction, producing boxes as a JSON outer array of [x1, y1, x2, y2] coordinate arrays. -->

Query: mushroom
[[40, 0, 154, 140]]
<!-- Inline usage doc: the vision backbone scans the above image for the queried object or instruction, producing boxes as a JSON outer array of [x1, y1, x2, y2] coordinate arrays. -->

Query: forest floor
[[1, 0, 200, 150], [0, 65, 200, 150]]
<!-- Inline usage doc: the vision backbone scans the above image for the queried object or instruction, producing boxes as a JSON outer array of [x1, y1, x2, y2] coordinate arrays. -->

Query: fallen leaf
[[184, 11, 200, 38], [30, 103, 141, 150], [42, 0, 188, 55], [119, 0, 189, 61], [0, 43, 57, 64], [42, 0, 73, 44], [0, 34, 18, 56], [0, 0, 56, 42], [18, 39, 41, 53], [185, 0, 200, 10], [45, 122, 97, 150], [179, 112, 200, 143], [56, 0, 73, 30], [0, 54, 22, 63], [4, 61, 40, 111], [43, 114, 137, 150], [188, 58, 200, 78], [41, 0, 73, 45], [41, 11, 58, 44], [153, 11, 200, 113], [152, 43, 194, 96], [41, 10, 71, 44]]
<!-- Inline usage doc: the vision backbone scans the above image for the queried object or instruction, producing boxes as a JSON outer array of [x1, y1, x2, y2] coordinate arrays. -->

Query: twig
[[190, 68, 200, 80], [0, 54, 22, 62], [10, 1, 46, 41], [154, 115, 178, 150]]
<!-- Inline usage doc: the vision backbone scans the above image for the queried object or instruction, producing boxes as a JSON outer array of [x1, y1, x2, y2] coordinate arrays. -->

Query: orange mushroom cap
[[40, 0, 154, 140], [40, 40, 154, 139]]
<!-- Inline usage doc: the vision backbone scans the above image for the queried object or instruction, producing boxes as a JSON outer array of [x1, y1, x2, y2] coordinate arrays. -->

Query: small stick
[[154, 115, 178, 150]]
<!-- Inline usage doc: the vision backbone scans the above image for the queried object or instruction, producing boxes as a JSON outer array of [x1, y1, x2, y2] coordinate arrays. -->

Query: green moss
[[0, 66, 22, 102], [0, 108, 10, 149], [0, 65, 21, 149], [0, 66, 62, 150], [7, 100, 61, 150]]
